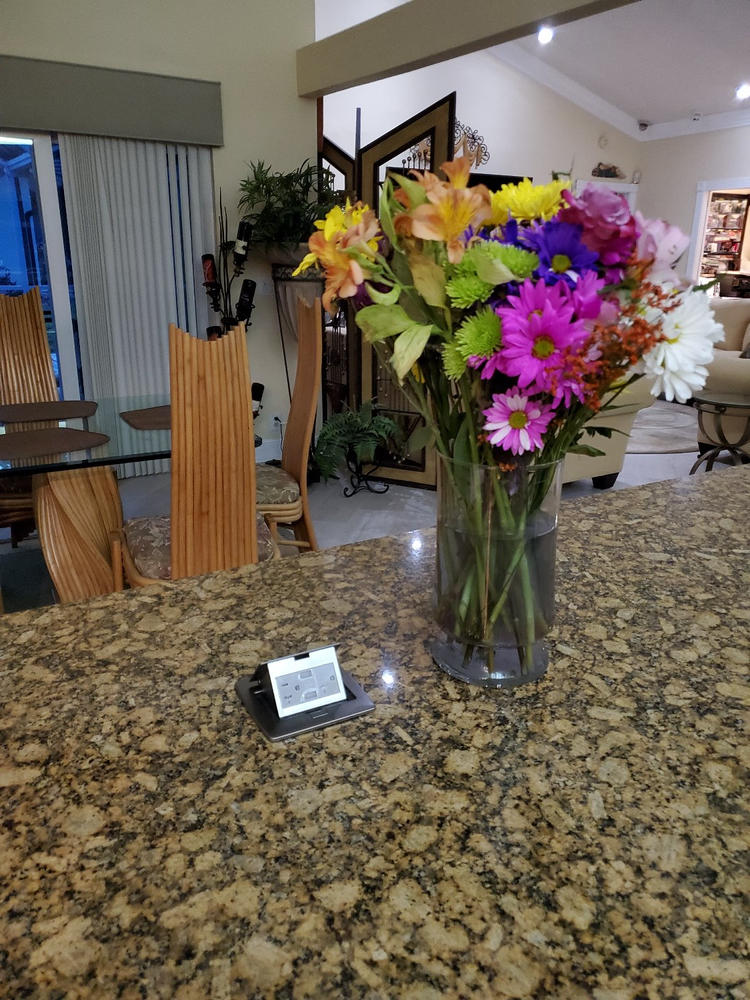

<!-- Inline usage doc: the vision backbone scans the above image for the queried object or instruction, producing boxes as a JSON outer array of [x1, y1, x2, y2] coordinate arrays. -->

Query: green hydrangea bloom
[[445, 274, 494, 309], [442, 340, 467, 380], [455, 307, 501, 360]]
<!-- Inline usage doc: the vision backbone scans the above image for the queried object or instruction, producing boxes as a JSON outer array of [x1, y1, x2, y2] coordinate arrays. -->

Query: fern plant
[[313, 402, 402, 482]]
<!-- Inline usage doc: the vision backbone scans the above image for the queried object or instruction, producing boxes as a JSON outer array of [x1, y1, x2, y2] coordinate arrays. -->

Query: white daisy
[[640, 290, 724, 403]]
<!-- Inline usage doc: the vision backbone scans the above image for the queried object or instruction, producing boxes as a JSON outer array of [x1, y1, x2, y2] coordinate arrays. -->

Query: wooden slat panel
[[33, 467, 123, 604], [0, 288, 58, 405], [169, 323, 258, 579]]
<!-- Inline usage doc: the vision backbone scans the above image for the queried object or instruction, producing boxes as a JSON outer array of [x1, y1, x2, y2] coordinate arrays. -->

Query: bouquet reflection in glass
[[293, 157, 724, 687]]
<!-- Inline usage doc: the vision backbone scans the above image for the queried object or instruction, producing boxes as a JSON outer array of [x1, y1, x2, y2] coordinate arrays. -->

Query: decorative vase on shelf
[[431, 456, 562, 688]]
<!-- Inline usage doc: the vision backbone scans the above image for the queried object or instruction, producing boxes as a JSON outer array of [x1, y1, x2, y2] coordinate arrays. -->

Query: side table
[[690, 391, 750, 472]]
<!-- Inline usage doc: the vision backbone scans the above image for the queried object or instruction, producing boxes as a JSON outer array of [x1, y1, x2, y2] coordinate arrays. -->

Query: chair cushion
[[124, 513, 275, 580], [256, 464, 300, 506], [124, 515, 172, 579]]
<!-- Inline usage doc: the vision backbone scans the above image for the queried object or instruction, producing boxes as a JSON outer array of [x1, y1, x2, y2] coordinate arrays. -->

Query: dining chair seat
[[124, 512, 276, 580], [256, 464, 300, 507]]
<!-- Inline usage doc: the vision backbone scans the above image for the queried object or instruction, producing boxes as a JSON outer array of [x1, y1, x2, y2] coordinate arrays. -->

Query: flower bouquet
[[296, 158, 722, 686]]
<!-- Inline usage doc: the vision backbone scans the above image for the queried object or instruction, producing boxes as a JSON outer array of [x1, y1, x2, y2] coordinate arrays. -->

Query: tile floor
[[0, 448, 716, 613]]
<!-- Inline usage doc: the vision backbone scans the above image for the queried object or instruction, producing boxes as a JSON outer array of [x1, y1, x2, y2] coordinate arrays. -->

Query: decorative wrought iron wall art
[[404, 119, 491, 172]]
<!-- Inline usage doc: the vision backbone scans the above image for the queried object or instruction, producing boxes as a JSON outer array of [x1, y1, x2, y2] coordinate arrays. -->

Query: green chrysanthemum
[[442, 340, 467, 380], [445, 274, 494, 309], [493, 243, 539, 279], [455, 307, 501, 360], [460, 240, 539, 282]]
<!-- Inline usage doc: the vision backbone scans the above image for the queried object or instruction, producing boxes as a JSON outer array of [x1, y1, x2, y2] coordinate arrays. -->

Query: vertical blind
[[58, 134, 214, 475]]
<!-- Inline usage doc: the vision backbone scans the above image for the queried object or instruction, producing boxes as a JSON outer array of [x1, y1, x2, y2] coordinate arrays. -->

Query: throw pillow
[[742, 322, 750, 358]]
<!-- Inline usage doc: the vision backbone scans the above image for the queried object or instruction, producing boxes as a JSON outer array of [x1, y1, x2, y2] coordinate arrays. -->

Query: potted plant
[[238, 159, 340, 263], [312, 402, 403, 496]]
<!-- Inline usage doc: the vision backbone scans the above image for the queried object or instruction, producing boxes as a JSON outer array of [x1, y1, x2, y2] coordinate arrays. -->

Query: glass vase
[[430, 455, 562, 688]]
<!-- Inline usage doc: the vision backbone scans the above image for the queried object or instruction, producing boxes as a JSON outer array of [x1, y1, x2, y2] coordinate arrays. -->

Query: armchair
[[698, 298, 750, 457]]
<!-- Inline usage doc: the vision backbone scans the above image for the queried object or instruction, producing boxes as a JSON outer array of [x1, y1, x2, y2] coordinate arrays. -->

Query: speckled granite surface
[[1, 469, 748, 999]]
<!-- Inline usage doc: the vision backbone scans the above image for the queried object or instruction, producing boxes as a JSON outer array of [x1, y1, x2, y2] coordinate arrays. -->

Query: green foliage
[[312, 402, 403, 481], [238, 159, 340, 251]]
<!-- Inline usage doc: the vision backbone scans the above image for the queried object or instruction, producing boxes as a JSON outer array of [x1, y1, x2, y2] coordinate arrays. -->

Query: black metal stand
[[342, 454, 389, 497]]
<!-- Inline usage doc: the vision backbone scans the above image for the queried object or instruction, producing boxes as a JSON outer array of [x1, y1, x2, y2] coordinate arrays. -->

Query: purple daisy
[[482, 392, 556, 455], [521, 220, 599, 285]]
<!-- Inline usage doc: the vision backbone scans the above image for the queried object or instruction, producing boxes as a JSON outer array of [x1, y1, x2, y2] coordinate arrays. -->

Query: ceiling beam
[[297, 0, 639, 98]]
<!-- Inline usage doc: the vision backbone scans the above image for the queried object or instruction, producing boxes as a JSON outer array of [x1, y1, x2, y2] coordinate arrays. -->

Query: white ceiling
[[490, 0, 750, 140]]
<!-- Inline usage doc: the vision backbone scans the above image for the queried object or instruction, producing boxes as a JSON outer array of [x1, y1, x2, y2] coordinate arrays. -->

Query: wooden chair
[[114, 322, 276, 589], [256, 298, 321, 551], [33, 467, 124, 604], [0, 288, 59, 546]]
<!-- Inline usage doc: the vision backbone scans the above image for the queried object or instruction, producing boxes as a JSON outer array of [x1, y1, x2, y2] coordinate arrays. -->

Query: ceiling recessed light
[[537, 25, 554, 45], [736, 82, 750, 101]]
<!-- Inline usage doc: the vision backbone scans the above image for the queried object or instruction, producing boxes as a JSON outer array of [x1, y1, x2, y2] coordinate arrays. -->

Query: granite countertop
[[1, 468, 748, 998]]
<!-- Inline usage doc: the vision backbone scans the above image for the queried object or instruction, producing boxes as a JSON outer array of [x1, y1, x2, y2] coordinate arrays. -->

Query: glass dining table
[[0, 395, 172, 478]]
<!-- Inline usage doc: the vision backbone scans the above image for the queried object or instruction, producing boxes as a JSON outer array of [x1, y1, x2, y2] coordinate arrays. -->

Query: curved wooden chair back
[[0, 287, 60, 547], [169, 322, 258, 579], [33, 467, 123, 604], [281, 298, 322, 489], [0, 287, 58, 405]]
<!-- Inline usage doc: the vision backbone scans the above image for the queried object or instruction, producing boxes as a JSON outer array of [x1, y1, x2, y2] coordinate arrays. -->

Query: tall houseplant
[[295, 158, 723, 687], [238, 159, 339, 257], [237, 158, 341, 399]]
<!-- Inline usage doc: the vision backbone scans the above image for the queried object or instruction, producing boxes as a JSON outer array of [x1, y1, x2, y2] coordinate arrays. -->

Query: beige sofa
[[698, 298, 750, 457], [562, 376, 655, 489]]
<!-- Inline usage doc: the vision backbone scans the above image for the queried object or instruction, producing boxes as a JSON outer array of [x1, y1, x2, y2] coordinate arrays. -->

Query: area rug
[[626, 400, 699, 455]]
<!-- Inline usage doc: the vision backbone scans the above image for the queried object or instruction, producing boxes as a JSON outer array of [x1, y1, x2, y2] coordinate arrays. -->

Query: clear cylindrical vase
[[431, 455, 562, 688]]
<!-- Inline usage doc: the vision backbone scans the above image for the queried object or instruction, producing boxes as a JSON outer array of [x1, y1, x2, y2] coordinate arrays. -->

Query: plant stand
[[343, 454, 390, 498]]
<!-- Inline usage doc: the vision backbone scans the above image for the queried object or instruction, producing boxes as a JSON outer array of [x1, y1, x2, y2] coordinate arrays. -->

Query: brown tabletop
[[119, 404, 171, 430], [0, 400, 98, 423], [0, 427, 109, 462]]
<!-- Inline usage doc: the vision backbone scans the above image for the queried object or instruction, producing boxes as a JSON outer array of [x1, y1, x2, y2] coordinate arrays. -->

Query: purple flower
[[520, 220, 599, 285], [559, 184, 639, 267]]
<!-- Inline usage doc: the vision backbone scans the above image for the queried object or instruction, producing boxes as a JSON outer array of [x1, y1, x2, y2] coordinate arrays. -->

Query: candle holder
[[201, 192, 255, 336]]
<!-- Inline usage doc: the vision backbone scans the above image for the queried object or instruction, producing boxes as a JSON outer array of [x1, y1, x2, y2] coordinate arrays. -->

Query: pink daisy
[[482, 392, 556, 455], [498, 304, 588, 389], [497, 278, 573, 335]]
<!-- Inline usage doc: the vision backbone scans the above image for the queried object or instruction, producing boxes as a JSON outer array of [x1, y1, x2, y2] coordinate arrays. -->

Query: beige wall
[[637, 126, 750, 276], [324, 50, 641, 193], [2, 0, 318, 445]]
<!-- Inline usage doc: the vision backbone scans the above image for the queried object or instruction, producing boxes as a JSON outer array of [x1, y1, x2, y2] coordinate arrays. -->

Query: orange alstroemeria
[[408, 186, 490, 264], [393, 156, 490, 263], [294, 202, 381, 313], [307, 230, 366, 313]]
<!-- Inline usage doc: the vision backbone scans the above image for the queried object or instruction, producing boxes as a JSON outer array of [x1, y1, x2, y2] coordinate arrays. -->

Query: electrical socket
[[273, 415, 282, 425]]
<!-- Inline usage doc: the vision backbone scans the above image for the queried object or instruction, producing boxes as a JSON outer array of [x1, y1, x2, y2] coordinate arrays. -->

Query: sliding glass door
[[0, 132, 80, 398]]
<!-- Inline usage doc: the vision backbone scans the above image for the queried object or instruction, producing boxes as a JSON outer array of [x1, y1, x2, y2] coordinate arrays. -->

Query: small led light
[[410, 535, 423, 552], [736, 82, 750, 101], [537, 25, 554, 45], [382, 670, 395, 687]]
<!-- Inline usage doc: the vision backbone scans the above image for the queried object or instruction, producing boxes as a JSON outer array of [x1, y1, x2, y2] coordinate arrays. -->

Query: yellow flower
[[315, 200, 374, 241], [487, 178, 566, 225]]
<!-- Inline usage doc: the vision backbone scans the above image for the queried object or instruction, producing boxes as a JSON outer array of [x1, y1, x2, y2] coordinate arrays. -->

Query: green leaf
[[407, 253, 446, 308], [391, 324, 433, 381], [390, 171, 428, 208], [365, 282, 401, 306], [356, 304, 413, 342], [567, 443, 606, 457], [474, 254, 515, 286], [406, 424, 434, 454]]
